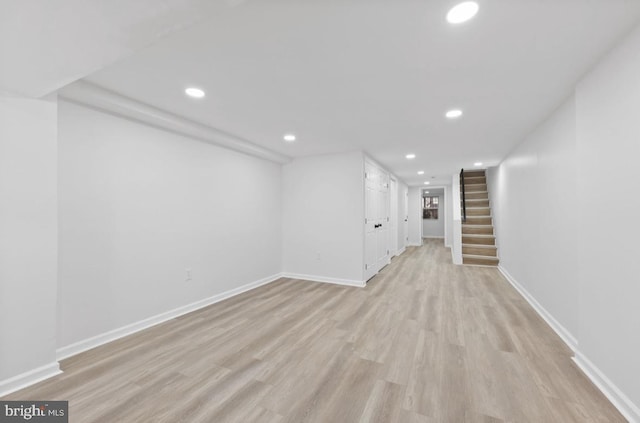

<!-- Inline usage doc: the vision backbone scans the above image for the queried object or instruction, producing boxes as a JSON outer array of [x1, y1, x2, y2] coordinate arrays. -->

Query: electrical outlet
[[316, 252, 321, 261], [185, 268, 192, 282]]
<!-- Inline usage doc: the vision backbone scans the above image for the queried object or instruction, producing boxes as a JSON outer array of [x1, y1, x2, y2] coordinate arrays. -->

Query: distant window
[[423, 196, 439, 219]]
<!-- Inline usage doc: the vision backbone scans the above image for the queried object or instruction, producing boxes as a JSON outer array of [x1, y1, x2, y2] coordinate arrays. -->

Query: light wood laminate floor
[[3, 240, 625, 422]]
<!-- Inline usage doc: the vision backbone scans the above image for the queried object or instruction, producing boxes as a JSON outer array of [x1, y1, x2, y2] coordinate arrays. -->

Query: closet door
[[389, 178, 398, 256], [376, 173, 390, 270], [403, 188, 409, 247], [364, 163, 378, 281]]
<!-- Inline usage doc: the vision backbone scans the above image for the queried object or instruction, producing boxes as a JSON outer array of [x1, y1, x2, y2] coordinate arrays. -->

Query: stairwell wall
[[488, 22, 640, 420], [574, 22, 640, 418], [487, 96, 579, 341]]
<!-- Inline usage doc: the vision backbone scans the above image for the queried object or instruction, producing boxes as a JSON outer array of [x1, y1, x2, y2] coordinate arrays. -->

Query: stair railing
[[460, 168, 467, 223]]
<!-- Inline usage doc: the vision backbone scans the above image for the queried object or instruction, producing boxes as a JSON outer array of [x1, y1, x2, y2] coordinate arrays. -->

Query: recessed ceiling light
[[424, 181, 430, 185], [283, 134, 296, 142], [446, 109, 463, 119], [406, 154, 416, 159], [424, 191, 430, 194], [417, 171, 425, 175], [185, 87, 205, 98], [447, 1, 479, 24], [474, 162, 483, 166]]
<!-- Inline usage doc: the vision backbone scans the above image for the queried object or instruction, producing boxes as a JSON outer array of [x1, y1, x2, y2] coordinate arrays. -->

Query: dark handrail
[[460, 168, 467, 223]]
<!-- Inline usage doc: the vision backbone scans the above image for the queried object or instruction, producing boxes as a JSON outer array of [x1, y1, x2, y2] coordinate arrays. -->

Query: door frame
[[420, 185, 448, 243], [389, 176, 399, 256]]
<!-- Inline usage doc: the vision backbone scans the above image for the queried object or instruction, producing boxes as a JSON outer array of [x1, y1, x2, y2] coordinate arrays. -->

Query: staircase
[[460, 169, 499, 266]]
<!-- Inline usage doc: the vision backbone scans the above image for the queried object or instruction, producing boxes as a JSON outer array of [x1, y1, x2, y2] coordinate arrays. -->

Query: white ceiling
[[0, 0, 236, 97], [69, 1, 640, 185]]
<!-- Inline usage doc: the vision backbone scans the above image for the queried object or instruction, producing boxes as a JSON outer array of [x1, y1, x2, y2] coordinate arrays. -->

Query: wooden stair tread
[[462, 227, 494, 234], [463, 256, 500, 267], [462, 226, 494, 230], [463, 254, 499, 260], [463, 243, 497, 250], [462, 235, 496, 245]]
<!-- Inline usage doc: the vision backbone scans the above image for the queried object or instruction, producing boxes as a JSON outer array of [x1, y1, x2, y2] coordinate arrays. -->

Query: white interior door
[[403, 189, 409, 247], [389, 178, 398, 256], [364, 163, 378, 280], [364, 161, 392, 280], [376, 173, 390, 270]]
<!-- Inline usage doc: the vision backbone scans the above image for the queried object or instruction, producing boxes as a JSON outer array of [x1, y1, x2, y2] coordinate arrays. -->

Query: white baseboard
[[497, 266, 578, 351], [281, 272, 365, 288], [0, 362, 61, 397], [393, 247, 406, 257], [56, 273, 284, 361], [498, 265, 640, 422], [573, 351, 640, 423]]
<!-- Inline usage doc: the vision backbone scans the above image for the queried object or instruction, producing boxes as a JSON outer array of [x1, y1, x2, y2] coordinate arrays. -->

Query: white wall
[[422, 193, 445, 238], [282, 151, 364, 283], [487, 96, 579, 340], [57, 101, 282, 349], [488, 22, 640, 420], [575, 23, 640, 415], [407, 187, 422, 246], [0, 96, 58, 384]]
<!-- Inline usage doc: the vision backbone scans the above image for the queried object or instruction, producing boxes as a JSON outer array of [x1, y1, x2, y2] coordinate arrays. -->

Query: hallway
[[2, 240, 624, 422]]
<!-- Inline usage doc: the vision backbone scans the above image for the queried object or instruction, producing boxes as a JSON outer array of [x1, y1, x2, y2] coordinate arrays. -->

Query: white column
[[451, 172, 462, 264]]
